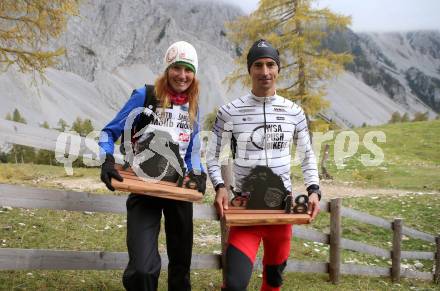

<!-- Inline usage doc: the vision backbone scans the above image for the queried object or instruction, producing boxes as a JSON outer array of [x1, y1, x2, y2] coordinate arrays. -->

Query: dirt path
[[49, 178, 105, 192], [49, 177, 439, 198], [293, 181, 439, 199]]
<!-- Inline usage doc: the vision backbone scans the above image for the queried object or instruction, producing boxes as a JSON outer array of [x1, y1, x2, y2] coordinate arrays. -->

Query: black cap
[[246, 39, 280, 73]]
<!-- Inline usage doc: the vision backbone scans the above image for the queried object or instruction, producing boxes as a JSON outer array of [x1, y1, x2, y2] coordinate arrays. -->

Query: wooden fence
[[0, 184, 438, 283], [0, 119, 439, 284]]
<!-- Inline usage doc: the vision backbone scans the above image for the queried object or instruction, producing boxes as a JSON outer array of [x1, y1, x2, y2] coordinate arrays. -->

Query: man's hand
[[307, 193, 320, 222], [214, 187, 229, 218]]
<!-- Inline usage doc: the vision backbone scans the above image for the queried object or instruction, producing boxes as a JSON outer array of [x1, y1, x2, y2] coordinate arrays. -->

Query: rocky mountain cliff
[[322, 29, 439, 126], [0, 0, 244, 129], [0, 0, 439, 129]]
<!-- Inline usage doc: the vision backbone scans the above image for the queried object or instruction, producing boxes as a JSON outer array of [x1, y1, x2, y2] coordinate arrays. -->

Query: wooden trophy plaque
[[223, 207, 311, 226], [223, 166, 311, 226], [111, 164, 203, 202]]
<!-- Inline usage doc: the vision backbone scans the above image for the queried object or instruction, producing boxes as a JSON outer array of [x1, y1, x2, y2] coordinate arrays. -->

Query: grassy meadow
[[306, 120, 440, 191]]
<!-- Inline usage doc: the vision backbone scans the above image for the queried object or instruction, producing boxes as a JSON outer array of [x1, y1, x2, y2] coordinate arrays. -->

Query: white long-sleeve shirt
[[206, 92, 319, 193]]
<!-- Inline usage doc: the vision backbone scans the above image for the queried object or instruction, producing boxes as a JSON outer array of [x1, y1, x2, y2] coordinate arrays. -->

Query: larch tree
[[226, 0, 352, 118], [0, 0, 79, 79]]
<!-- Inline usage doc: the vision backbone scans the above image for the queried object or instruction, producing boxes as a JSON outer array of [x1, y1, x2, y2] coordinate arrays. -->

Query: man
[[206, 39, 321, 291]]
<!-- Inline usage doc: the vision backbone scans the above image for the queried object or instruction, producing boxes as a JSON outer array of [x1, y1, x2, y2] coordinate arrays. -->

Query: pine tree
[[389, 111, 401, 123], [41, 121, 50, 129], [4, 108, 35, 163], [0, 0, 80, 79], [36, 121, 55, 164], [81, 119, 94, 136], [412, 111, 429, 122], [226, 0, 352, 116], [401, 112, 409, 123], [0, 151, 7, 163], [71, 117, 94, 137], [57, 118, 69, 131], [71, 117, 83, 135], [70, 117, 94, 167], [11, 108, 26, 123]]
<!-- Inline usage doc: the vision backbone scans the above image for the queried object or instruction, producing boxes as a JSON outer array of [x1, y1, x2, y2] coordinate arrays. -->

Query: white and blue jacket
[[98, 86, 204, 173]]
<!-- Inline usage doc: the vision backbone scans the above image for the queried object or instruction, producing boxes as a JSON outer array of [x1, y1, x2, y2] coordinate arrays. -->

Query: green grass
[[293, 120, 440, 191], [0, 270, 437, 290], [0, 163, 100, 187]]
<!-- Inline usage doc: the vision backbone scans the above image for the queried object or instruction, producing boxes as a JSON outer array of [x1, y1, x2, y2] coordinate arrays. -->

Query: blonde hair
[[154, 72, 199, 125]]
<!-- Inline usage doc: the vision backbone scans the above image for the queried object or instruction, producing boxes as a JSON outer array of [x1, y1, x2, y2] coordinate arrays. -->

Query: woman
[[98, 41, 206, 291]]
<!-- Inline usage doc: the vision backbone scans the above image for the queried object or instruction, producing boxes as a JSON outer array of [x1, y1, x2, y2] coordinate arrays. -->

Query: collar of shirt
[[249, 90, 277, 103]]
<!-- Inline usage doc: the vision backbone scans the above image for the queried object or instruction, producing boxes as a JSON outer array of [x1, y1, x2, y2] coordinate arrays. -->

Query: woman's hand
[[100, 154, 123, 191], [185, 171, 207, 194]]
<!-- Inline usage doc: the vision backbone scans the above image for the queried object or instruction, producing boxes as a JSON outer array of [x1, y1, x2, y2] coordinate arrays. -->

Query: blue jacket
[[98, 86, 204, 173]]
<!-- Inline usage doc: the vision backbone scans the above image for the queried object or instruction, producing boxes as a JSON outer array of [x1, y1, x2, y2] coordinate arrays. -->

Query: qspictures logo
[[54, 116, 387, 177]]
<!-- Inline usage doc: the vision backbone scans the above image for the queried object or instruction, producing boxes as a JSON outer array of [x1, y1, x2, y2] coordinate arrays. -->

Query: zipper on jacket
[[263, 98, 268, 166]]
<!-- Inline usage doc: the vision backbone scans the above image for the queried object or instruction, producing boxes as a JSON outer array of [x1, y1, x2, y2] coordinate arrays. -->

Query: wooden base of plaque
[[224, 207, 310, 226], [110, 165, 203, 202]]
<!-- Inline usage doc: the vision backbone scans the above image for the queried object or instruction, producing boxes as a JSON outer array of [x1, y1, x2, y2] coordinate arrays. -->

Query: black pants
[[122, 193, 193, 291]]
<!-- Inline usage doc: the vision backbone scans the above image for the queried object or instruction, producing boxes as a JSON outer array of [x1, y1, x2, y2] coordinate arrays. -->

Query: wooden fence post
[[435, 235, 440, 284], [391, 218, 402, 283], [220, 218, 229, 282], [329, 198, 341, 284], [320, 144, 332, 179], [220, 159, 233, 283]]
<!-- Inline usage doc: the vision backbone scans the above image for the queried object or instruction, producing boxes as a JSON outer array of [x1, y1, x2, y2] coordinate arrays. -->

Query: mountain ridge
[[0, 0, 438, 129]]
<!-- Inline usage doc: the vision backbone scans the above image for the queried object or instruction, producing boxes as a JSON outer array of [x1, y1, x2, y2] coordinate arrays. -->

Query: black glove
[[100, 154, 123, 191], [185, 171, 207, 194], [307, 184, 322, 201]]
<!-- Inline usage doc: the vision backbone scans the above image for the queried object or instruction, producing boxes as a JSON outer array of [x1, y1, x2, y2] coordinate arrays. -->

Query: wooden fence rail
[[0, 248, 220, 270], [0, 248, 434, 281], [0, 183, 216, 219], [341, 207, 436, 243]]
